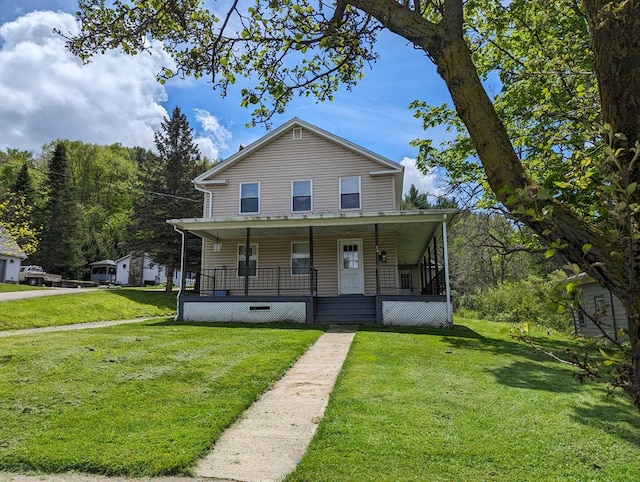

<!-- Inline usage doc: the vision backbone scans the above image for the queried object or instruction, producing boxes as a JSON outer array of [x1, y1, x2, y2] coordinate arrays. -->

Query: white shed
[[115, 252, 180, 286], [0, 227, 27, 283]]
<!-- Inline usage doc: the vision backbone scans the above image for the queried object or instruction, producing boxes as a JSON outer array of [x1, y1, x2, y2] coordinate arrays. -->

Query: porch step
[[314, 296, 377, 323]]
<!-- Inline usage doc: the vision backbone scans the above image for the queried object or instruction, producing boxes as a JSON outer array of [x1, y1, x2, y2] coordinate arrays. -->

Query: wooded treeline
[[0, 107, 211, 284], [402, 184, 569, 330]]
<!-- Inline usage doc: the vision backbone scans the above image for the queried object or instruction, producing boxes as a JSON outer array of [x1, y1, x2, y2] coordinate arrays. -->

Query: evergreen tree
[[401, 185, 431, 211], [12, 161, 35, 205], [131, 107, 206, 291], [0, 161, 40, 255], [32, 143, 83, 279]]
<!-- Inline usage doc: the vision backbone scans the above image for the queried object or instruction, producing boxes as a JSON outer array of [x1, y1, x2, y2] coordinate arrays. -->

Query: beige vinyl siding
[[201, 230, 397, 296], [204, 128, 397, 217]]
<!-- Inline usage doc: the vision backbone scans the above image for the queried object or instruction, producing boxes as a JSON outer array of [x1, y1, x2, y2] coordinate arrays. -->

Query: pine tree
[[32, 143, 83, 279], [0, 161, 40, 255], [12, 161, 35, 205], [131, 107, 205, 291]]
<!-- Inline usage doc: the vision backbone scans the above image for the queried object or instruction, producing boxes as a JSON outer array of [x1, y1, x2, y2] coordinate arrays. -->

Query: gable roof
[[0, 226, 27, 259], [194, 118, 404, 192]]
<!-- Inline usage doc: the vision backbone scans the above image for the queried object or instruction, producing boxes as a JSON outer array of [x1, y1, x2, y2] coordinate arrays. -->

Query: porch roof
[[169, 209, 457, 266]]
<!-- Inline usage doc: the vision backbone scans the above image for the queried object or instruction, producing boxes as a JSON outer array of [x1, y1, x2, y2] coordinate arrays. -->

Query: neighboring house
[[0, 227, 27, 283], [115, 252, 180, 286], [89, 259, 117, 284], [169, 118, 457, 326], [573, 274, 625, 340]]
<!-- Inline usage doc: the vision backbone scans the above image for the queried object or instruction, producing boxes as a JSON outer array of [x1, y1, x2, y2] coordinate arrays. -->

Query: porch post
[[374, 223, 380, 294], [442, 215, 453, 325], [244, 227, 250, 295], [309, 226, 314, 296], [426, 247, 432, 292], [433, 236, 440, 294], [422, 254, 427, 292]]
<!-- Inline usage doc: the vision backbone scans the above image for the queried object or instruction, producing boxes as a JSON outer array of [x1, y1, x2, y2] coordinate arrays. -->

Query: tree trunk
[[351, 0, 640, 408], [583, 0, 640, 406]]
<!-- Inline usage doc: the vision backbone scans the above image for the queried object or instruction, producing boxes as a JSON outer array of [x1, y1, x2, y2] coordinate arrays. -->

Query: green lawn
[[288, 318, 640, 481], [0, 289, 177, 330], [2, 316, 639, 480], [0, 321, 323, 476]]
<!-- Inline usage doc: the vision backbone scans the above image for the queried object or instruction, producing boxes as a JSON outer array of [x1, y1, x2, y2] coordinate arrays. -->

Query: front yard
[[0, 321, 323, 476], [1, 317, 639, 480], [288, 319, 640, 481]]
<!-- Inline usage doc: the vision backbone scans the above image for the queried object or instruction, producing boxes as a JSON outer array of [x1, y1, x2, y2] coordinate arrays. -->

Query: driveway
[[0, 287, 97, 302]]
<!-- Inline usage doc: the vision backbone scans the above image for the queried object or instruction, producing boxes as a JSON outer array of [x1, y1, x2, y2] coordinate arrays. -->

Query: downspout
[[193, 182, 213, 218], [442, 214, 453, 326], [173, 225, 187, 321]]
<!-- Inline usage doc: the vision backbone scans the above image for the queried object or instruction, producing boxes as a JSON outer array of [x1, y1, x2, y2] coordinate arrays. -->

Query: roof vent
[[292, 127, 303, 140]]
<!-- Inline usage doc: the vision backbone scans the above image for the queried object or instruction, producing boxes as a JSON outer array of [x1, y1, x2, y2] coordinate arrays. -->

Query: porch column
[[244, 227, 251, 295], [309, 226, 314, 296], [426, 247, 432, 292], [433, 236, 440, 294], [374, 223, 380, 294], [442, 215, 453, 324]]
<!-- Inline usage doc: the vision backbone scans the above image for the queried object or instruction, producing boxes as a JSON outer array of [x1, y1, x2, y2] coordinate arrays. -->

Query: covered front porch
[[169, 210, 456, 326]]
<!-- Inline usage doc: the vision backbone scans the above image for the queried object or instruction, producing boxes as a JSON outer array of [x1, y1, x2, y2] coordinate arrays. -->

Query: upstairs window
[[291, 242, 310, 275], [340, 176, 361, 210], [240, 182, 260, 214], [292, 179, 312, 212]]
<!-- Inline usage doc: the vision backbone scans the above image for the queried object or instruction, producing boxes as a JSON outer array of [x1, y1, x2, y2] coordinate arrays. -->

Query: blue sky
[[0, 1, 455, 194]]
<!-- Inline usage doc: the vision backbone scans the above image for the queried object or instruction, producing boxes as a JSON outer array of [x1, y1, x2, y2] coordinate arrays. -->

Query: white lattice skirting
[[382, 301, 451, 327], [183, 301, 306, 323]]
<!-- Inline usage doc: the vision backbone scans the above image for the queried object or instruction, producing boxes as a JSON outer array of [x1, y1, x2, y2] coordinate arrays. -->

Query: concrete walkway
[[195, 325, 356, 481]]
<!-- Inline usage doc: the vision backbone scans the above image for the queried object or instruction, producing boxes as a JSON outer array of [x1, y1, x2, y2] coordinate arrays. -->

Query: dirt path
[[0, 317, 169, 337]]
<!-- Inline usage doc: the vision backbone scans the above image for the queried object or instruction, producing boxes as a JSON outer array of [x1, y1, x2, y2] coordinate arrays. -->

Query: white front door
[[338, 239, 364, 294]]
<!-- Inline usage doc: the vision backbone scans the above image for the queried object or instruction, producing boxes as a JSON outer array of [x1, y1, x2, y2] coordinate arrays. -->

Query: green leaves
[[69, 0, 379, 125]]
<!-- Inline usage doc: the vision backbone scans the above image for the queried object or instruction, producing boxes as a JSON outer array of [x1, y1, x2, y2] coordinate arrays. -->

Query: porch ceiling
[[169, 209, 457, 265]]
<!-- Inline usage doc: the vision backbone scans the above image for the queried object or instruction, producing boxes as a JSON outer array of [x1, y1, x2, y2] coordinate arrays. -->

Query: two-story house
[[169, 118, 457, 326]]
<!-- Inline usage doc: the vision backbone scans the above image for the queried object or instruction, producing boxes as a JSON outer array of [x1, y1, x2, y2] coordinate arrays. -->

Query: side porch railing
[[190, 267, 318, 296], [377, 264, 446, 296]]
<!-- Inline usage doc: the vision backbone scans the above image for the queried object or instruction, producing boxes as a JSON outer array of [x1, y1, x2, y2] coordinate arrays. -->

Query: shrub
[[457, 272, 573, 331]]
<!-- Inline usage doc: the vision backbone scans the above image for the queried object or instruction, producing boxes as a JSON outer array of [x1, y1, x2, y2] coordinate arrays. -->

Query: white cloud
[[400, 157, 442, 197], [193, 108, 232, 160], [0, 11, 173, 152]]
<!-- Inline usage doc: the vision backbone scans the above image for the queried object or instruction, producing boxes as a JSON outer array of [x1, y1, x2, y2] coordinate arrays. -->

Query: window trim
[[293, 127, 303, 139], [237, 243, 258, 278], [339, 176, 361, 210], [291, 179, 313, 213], [291, 241, 311, 276], [239, 181, 260, 214]]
